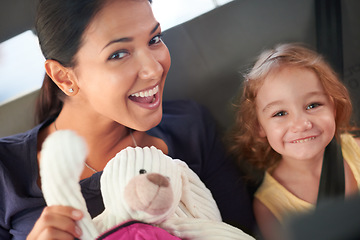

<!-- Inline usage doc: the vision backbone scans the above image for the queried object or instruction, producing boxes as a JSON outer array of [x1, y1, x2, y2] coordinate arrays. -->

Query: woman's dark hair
[[35, 0, 106, 123], [35, 0, 152, 124]]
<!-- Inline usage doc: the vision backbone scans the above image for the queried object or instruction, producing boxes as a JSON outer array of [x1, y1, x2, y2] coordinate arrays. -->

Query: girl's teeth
[[131, 85, 159, 98], [292, 137, 315, 143]]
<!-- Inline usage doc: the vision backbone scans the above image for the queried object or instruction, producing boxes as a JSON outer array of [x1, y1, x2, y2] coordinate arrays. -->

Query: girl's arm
[[253, 198, 281, 240]]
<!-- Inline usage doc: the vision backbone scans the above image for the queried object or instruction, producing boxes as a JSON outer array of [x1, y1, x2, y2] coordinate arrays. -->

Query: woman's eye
[[273, 111, 287, 117], [306, 103, 321, 110], [149, 34, 163, 45], [108, 51, 128, 60]]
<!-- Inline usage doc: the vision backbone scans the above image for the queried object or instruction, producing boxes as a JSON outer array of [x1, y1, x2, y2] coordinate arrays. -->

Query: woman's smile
[[130, 84, 159, 99], [129, 84, 161, 109], [68, 0, 170, 131]]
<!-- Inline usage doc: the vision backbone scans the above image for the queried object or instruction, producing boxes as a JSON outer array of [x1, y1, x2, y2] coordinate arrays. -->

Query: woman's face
[[71, 0, 171, 131]]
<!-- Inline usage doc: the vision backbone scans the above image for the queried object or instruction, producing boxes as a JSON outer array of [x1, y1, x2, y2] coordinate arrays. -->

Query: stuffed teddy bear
[[40, 130, 254, 240]]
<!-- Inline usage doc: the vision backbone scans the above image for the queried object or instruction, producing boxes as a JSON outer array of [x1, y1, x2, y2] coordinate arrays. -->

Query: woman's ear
[[44, 60, 78, 95]]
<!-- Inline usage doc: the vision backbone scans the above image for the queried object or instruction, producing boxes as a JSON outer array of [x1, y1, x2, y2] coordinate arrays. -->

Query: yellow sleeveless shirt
[[254, 133, 360, 222]]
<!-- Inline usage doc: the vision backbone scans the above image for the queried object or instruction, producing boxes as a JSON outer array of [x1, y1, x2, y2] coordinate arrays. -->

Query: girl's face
[[71, 0, 171, 131], [255, 66, 336, 162]]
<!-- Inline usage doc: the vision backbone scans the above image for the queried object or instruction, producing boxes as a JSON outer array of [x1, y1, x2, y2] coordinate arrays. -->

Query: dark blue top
[[0, 100, 255, 239]]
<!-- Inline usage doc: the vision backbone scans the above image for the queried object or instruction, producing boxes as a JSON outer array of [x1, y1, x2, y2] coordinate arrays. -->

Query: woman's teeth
[[291, 136, 316, 143], [131, 85, 159, 98]]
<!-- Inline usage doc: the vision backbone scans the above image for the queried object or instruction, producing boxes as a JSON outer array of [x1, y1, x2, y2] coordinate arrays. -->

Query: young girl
[[228, 43, 360, 239], [0, 0, 255, 239]]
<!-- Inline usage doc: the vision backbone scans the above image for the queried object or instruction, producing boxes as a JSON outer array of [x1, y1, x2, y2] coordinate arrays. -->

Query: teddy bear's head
[[125, 170, 174, 216], [95, 146, 184, 230]]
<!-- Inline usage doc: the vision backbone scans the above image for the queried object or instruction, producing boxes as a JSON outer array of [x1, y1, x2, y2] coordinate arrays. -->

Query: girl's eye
[[273, 111, 287, 117], [149, 34, 163, 46], [108, 50, 128, 60], [306, 103, 321, 110]]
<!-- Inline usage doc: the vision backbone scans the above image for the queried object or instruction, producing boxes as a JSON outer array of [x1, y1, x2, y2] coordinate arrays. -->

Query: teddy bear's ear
[[175, 160, 222, 221], [40, 130, 99, 239]]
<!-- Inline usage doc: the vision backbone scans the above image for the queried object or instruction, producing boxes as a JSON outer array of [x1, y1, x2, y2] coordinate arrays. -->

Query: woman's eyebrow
[[150, 23, 160, 35], [101, 23, 160, 52], [102, 37, 132, 51]]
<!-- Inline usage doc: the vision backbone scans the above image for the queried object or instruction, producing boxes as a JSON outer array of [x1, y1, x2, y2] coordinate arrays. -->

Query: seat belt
[[317, 137, 345, 205]]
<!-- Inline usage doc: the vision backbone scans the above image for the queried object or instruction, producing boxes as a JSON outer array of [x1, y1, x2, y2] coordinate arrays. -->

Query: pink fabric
[[97, 220, 181, 240]]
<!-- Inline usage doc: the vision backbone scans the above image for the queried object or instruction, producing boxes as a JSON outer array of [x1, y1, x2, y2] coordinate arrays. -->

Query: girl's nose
[[137, 51, 163, 80], [290, 116, 312, 133]]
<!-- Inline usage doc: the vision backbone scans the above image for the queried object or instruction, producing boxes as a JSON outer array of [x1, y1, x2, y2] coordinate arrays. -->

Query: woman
[[0, 0, 255, 239]]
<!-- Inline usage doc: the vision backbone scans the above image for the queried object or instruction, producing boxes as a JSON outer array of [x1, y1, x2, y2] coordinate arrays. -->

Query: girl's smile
[[289, 136, 317, 144], [256, 66, 336, 162]]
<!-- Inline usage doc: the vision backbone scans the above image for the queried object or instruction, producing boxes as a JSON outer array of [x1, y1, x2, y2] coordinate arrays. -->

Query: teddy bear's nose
[[147, 173, 169, 187]]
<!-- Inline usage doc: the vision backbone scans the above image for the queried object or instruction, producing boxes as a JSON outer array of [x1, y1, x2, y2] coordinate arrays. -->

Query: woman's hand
[[27, 206, 83, 240]]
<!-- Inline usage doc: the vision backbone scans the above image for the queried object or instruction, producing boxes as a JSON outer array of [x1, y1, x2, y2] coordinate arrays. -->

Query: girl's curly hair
[[228, 43, 353, 173]]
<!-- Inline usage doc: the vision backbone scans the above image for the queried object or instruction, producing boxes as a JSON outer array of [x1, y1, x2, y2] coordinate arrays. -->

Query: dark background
[[0, 0, 359, 135]]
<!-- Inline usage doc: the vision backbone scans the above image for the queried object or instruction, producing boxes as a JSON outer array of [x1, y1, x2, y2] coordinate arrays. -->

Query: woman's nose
[[137, 50, 163, 80], [290, 115, 312, 132]]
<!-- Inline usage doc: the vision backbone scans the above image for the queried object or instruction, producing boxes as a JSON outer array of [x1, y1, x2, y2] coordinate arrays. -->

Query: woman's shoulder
[[156, 100, 217, 136], [161, 100, 216, 129], [0, 118, 52, 147], [162, 100, 211, 118], [0, 129, 36, 152], [0, 121, 46, 167], [149, 100, 220, 166]]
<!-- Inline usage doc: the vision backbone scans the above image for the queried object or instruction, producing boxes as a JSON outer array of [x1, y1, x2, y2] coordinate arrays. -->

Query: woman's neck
[[52, 108, 139, 172]]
